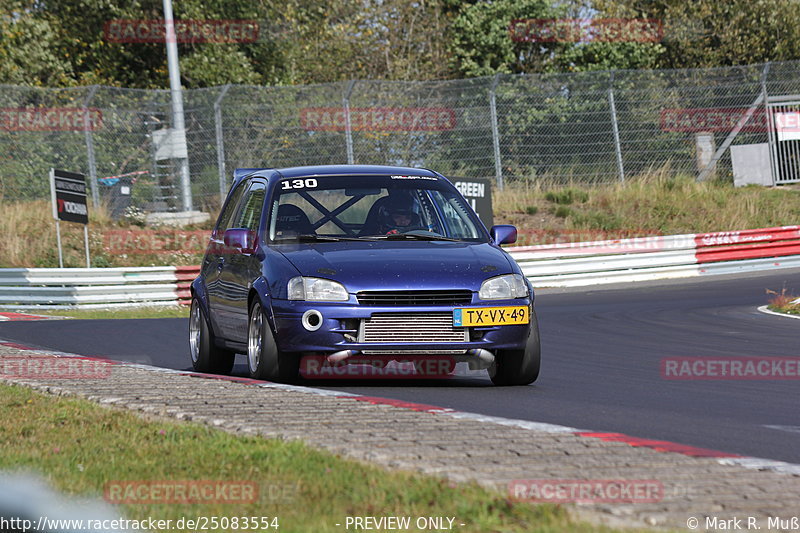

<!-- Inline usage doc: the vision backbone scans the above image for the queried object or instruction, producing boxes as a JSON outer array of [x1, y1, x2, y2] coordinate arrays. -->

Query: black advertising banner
[[50, 169, 89, 224], [452, 177, 493, 229]]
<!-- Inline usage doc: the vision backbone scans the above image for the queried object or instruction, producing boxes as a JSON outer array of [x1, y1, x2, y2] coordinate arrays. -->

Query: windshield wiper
[[273, 234, 367, 243], [366, 233, 461, 242]]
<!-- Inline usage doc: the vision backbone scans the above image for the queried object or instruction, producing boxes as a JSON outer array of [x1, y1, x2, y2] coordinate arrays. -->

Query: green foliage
[[525, 205, 538, 215], [0, 0, 454, 88], [4, 0, 800, 88], [545, 188, 589, 205], [0, 9, 73, 86], [448, 0, 562, 77], [180, 45, 260, 87], [594, 0, 800, 69], [554, 41, 664, 72], [570, 209, 623, 230], [553, 205, 572, 218]]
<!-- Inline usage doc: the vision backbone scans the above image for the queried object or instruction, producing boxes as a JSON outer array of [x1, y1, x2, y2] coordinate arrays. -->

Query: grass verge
[[766, 288, 800, 316], [0, 199, 208, 268], [4, 170, 800, 265], [496, 171, 800, 246], [0, 383, 636, 533], [23, 306, 189, 320]]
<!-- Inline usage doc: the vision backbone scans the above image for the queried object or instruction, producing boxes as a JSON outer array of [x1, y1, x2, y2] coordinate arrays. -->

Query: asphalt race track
[[2, 269, 799, 464]]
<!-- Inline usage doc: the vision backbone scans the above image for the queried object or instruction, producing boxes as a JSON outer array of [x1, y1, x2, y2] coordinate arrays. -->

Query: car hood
[[275, 241, 515, 293]]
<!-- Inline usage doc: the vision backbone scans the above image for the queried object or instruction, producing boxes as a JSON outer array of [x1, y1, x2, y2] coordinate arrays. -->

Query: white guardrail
[[0, 267, 188, 309], [507, 225, 800, 288], [1, 226, 799, 307]]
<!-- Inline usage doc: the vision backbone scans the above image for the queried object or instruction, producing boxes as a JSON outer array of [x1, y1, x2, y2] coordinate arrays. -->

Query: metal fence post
[[608, 72, 625, 182], [343, 80, 356, 164], [762, 63, 776, 185], [83, 85, 100, 205], [489, 73, 504, 190], [214, 84, 232, 198]]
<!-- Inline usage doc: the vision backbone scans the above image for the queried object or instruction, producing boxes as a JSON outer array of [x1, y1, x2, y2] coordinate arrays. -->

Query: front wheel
[[189, 297, 235, 375], [489, 308, 541, 386], [247, 299, 299, 382]]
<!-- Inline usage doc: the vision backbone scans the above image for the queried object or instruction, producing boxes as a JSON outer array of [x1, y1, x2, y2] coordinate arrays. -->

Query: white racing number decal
[[281, 178, 318, 190]]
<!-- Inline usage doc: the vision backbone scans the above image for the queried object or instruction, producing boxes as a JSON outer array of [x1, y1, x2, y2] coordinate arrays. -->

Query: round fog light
[[302, 309, 323, 331]]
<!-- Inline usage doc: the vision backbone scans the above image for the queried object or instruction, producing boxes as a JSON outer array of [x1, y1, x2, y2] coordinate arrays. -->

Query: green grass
[[27, 306, 189, 320], [553, 205, 572, 219], [498, 170, 800, 240], [0, 383, 636, 533], [544, 188, 589, 205]]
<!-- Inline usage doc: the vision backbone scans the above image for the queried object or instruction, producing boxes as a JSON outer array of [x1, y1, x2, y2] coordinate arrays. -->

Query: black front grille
[[356, 290, 472, 306]]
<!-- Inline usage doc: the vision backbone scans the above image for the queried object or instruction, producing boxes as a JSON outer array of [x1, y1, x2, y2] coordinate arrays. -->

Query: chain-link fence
[[2, 60, 799, 213]]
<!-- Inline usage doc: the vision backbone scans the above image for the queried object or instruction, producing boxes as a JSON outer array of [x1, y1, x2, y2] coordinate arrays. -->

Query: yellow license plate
[[453, 306, 529, 327]]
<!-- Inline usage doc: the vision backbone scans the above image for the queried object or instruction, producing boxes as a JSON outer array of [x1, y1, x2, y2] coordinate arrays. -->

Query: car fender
[[190, 277, 209, 314], [251, 276, 278, 334]]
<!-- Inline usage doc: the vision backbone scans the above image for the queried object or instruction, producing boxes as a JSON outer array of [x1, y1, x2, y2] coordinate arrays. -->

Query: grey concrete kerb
[[2, 342, 800, 531]]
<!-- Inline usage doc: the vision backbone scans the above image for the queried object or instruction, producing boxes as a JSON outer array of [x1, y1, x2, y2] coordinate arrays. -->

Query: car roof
[[233, 165, 441, 186]]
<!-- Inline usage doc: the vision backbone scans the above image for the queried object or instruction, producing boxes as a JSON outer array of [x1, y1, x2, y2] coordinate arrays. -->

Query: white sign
[[774, 112, 800, 142], [152, 127, 188, 160]]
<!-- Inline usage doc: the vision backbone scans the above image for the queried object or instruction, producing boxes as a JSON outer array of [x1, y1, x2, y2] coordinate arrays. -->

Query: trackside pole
[[56, 220, 64, 268], [84, 225, 91, 267]]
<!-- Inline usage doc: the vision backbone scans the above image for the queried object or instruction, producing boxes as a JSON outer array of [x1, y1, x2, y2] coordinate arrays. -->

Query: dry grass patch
[[496, 170, 800, 246]]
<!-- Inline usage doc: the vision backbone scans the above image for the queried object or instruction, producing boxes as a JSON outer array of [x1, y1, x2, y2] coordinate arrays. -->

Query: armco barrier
[[1, 226, 799, 307], [0, 266, 200, 309], [175, 266, 200, 306], [507, 225, 800, 287]]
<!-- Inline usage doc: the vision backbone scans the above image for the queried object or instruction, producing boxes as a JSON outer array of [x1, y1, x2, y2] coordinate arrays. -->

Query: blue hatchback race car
[[189, 165, 540, 385]]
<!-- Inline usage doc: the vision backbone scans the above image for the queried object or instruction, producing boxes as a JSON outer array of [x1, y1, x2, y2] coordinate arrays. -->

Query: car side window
[[233, 181, 267, 231], [213, 182, 247, 238], [430, 190, 480, 239]]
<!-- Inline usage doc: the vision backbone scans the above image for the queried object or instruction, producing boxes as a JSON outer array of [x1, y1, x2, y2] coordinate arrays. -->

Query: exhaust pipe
[[326, 350, 359, 363], [467, 348, 495, 370]]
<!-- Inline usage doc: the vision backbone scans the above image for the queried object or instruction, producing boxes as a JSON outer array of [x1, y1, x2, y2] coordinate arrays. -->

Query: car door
[[205, 180, 247, 335], [218, 180, 267, 343]]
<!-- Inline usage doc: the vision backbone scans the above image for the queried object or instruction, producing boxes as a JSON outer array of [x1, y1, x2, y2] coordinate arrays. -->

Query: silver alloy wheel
[[248, 303, 263, 374], [189, 300, 201, 363]]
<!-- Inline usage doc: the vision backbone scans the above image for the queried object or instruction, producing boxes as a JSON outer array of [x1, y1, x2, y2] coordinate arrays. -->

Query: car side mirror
[[490, 225, 517, 245], [223, 228, 257, 254]]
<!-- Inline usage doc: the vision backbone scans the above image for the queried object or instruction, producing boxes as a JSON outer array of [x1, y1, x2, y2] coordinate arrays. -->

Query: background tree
[[593, 0, 800, 69]]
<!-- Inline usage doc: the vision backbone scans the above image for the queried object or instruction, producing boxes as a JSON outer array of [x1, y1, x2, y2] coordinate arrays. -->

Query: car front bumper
[[269, 298, 534, 355]]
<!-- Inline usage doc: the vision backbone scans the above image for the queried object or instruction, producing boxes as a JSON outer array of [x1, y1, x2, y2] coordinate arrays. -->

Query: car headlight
[[288, 277, 349, 301], [478, 274, 528, 300]]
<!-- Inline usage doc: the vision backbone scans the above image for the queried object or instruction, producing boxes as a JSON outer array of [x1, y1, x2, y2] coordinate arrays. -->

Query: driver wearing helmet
[[377, 193, 423, 235]]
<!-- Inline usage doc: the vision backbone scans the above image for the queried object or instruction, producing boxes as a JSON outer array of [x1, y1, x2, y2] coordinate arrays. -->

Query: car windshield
[[267, 175, 487, 243]]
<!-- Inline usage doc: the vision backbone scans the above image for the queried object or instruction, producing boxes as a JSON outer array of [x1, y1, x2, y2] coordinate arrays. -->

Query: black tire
[[247, 299, 299, 382], [189, 297, 235, 375], [489, 308, 541, 386]]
